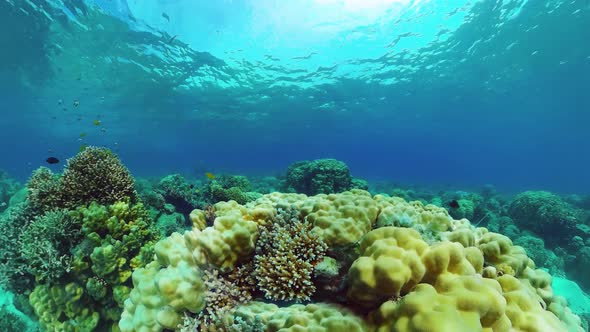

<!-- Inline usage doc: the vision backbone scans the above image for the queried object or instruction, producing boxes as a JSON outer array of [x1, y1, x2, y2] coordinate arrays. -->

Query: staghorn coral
[[60, 147, 137, 209], [0, 203, 36, 293], [18, 209, 82, 284], [26, 167, 61, 213], [254, 207, 327, 302]]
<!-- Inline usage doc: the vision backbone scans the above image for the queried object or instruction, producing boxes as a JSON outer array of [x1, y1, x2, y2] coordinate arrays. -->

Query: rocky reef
[[0, 152, 587, 332]]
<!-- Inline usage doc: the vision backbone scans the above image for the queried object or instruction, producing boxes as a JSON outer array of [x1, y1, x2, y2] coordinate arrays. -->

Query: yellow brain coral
[[299, 189, 380, 247], [347, 227, 428, 307]]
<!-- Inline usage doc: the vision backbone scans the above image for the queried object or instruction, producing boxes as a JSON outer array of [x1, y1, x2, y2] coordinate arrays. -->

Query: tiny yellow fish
[[205, 172, 215, 180], [93, 119, 101, 126], [79, 144, 88, 152], [79, 132, 87, 137]]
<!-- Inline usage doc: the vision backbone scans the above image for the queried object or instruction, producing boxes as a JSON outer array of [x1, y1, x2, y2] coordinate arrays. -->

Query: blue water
[[1, 0, 589, 194]]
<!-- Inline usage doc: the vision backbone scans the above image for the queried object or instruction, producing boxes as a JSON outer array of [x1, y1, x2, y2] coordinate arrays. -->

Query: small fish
[[449, 200, 460, 209], [46, 157, 60, 164], [79, 132, 87, 137], [93, 119, 101, 126], [58, 99, 63, 105], [168, 35, 178, 44], [73, 100, 80, 107], [162, 12, 170, 21], [79, 144, 88, 152], [205, 172, 216, 180]]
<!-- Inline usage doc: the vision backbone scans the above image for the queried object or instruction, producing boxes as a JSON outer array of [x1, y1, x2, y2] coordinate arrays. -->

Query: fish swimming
[[46, 157, 60, 164], [449, 199, 460, 209], [205, 172, 216, 180]]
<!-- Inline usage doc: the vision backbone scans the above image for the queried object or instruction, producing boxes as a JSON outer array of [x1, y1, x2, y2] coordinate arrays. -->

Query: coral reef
[[0, 203, 36, 293], [27, 147, 137, 212], [285, 159, 355, 195], [26, 167, 61, 213], [204, 175, 261, 205], [508, 191, 582, 245], [119, 190, 583, 332], [18, 209, 82, 284], [156, 174, 201, 214], [26, 200, 158, 331], [0, 291, 39, 332], [60, 147, 137, 208], [254, 208, 327, 302], [0, 170, 21, 213]]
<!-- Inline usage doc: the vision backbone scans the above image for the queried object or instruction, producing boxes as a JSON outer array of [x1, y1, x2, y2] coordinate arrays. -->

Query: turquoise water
[[1, 0, 589, 193], [2, 1, 590, 331]]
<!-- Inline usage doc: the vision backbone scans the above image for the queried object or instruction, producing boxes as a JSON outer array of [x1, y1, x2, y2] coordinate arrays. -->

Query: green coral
[[0, 288, 39, 332], [0, 170, 21, 213], [156, 174, 201, 212], [0, 203, 36, 292], [156, 212, 188, 237], [19, 209, 82, 283], [26, 148, 137, 212], [508, 191, 581, 244], [285, 159, 353, 195], [26, 167, 62, 213], [60, 147, 137, 208], [29, 201, 158, 332], [29, 282, 100, 332], [205, 175, 261, 204]]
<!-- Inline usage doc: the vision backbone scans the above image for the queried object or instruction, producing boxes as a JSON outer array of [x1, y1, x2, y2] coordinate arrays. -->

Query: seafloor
[[1, 147, 589, 331]]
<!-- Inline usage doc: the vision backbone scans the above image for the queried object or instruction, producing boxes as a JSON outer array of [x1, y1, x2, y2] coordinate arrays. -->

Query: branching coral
[[18, 209, 82, 284], [60, 147, 137, 208], [0, 203, 36, 292], [254, 207, 327, 302], [285, 159, 353, 195], [26, 167, 61, 212], [0, 170, 21, 213]]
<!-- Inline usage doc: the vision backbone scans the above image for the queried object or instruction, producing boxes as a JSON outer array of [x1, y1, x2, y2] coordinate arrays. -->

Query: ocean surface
[[1, 0, 589, 194]]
